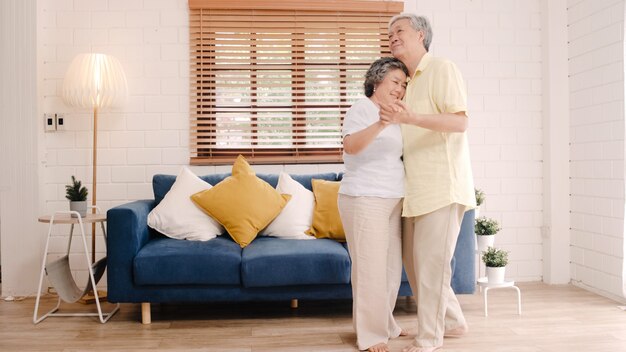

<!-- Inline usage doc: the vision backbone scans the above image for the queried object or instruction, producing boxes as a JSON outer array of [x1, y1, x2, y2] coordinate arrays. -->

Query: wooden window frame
[[189, 0, 403, 165]]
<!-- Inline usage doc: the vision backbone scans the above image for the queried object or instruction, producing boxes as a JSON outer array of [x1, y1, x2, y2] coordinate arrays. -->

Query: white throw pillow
[[148, 167, 224, 241], [260, 172, 315, 240]]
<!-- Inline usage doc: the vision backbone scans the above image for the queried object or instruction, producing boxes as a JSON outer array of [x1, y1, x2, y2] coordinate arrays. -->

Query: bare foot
[[401, 327, 418, 336], [444, 325, 468, 337], [367, 342, 389, 352], [401, 344, 441, 352]]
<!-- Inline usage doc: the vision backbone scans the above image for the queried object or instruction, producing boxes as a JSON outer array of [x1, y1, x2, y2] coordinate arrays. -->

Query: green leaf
[[481, 247, 509, 267], [65, 175, 88, 201]]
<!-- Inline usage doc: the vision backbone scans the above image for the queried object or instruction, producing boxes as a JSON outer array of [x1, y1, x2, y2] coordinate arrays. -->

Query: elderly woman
[[338, 57, 409, 352]]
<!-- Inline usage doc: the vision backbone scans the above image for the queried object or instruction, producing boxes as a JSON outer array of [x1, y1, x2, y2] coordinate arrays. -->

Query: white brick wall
[[37, 0, 547, 286], [38, 0, 345, 286], [568, 0, 625, 299], [414, 0, 543, 281], [34, 1, 626, 301]]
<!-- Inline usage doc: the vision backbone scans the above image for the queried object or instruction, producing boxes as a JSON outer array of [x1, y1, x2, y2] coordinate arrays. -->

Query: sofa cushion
[[257, 172, 339, 191], [153, 173, 230, 205], [191, 155, 291, 248], [241, 237, 351, 288], [153, 172, 338, 205], [133, 236, 242, 285], [259, 172, 315, 240], [306, 179, 345, 241], [148, 167, 224, 241]]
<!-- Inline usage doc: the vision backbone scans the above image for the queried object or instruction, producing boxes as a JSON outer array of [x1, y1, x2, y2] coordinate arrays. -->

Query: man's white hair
[[389, 13, 433, 52]]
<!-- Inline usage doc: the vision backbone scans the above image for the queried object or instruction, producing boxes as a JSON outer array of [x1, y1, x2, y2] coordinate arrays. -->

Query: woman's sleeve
[[342, 102, 369, 137]]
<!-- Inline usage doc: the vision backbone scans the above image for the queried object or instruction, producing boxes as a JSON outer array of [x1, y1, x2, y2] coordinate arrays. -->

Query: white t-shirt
[[339, 98, 404, 198]]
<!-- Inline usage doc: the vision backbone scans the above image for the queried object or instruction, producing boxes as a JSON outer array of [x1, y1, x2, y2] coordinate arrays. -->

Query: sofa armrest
[[106, 199, 155, 302]]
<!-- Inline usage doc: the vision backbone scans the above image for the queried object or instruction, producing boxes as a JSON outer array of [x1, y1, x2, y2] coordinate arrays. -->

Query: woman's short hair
[[363, 57, 409, 98], [389, 13, 433, 52]]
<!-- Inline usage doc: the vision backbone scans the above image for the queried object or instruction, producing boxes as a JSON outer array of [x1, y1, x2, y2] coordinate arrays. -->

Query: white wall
[[568, 0, 625, 301], [30, 0, 545, 292], [0, 0, 42, 297], [1, 0, 619, 298], [37, 0, 346, 288], [408, 0, 545, 281], [541, 0, 570, 284]]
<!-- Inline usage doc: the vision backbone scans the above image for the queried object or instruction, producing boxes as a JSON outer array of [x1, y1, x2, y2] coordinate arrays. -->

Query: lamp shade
[[61, 53, 128, 109]]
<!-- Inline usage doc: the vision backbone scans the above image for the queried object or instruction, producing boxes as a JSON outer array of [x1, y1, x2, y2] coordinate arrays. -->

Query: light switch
[[56, 114, 65, 131], [44, 114, 56, 132]]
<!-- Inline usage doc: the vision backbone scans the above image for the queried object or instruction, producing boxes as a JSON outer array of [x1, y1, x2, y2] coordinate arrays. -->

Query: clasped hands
[[379, 100, 409, 126]]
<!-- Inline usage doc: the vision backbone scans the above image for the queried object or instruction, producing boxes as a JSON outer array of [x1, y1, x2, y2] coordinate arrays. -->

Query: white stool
[[477, 277, 521, 317]]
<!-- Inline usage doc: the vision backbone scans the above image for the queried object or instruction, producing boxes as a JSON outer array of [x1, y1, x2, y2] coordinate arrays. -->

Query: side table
[[33, 210, 119, 324], [476, 277, 522, 317]]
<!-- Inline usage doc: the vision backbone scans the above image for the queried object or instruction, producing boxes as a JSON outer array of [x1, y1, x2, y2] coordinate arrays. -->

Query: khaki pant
[[403, 203, 467, 348], [338, 194, 403, 350]]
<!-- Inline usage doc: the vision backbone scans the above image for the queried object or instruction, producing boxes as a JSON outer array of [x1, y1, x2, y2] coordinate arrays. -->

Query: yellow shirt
[[401, 53, 476, 217]]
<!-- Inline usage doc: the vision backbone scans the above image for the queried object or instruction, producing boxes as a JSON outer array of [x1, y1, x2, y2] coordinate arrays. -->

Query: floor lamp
[[61, 53, 128, 264]]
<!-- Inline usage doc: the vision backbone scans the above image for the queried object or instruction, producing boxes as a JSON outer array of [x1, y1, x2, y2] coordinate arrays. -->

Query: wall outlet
[[56, 113, 65, 131], [44, 113, 56, 132]]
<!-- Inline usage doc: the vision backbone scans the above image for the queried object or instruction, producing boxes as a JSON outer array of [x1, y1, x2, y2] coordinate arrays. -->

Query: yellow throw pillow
[[306, 179, 345, 241], [191, 155, 291, 248]]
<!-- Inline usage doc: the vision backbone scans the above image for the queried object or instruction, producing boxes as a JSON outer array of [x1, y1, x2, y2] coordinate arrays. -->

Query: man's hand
[[381, 101, 468, 132], [380, 100, 408, 124]]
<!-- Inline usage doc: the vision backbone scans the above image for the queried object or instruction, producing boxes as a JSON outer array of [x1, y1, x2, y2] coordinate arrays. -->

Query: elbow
[[342, 137, 358, 155], [343, 145, 357, 155]]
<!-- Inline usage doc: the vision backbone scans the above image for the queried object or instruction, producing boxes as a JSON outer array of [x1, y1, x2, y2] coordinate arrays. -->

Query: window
[[189, 0, 403, 164]]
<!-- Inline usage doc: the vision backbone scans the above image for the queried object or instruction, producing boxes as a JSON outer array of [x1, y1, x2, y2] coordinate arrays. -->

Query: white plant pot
[[69, 201, 87, 218], [476, 234, 495, 253], [486, 266, 506, 284]]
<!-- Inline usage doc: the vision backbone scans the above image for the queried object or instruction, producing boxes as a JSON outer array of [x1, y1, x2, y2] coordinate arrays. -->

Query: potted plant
[[475, 188, 485, 217], [475, 216, 500, 253], [65, 176, 88, 218], [482, 246, 509, 283]]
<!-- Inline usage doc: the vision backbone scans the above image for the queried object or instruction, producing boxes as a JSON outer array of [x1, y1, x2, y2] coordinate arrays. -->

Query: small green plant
[[482, 247, 509, 267], [475, 188, 485, 206], [65, 176, 88, 201], [475, 216, 500, 236]]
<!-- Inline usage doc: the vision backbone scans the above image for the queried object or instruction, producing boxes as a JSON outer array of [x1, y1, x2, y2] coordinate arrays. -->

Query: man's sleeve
[[433, 61, 468, 115]]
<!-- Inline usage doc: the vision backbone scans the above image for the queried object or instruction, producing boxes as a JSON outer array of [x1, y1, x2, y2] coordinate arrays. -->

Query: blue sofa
[[107, 172, 476, 324]]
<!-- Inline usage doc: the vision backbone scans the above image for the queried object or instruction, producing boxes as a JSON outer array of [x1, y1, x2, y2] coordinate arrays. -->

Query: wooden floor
[[1, 283, 625, 351]]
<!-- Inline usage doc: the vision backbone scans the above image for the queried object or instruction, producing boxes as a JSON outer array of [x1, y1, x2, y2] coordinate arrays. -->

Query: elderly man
[[380, 13, 476, 352]]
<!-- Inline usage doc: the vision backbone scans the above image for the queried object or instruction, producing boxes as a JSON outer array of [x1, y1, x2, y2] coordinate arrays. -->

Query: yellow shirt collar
[[411, 52, 432, 80]]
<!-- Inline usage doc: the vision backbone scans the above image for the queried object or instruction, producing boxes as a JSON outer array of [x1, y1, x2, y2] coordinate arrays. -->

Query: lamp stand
[[81, 106, 107, 304], [91, 106, 98, 264]]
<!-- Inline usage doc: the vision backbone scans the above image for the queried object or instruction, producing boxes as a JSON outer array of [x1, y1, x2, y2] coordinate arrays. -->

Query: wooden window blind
[[189, 0, 403, 165]]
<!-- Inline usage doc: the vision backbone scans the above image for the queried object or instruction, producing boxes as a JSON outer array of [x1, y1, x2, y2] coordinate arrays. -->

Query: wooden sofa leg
[[141, 302, 151, 324], [290, 299, 298, 309]]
